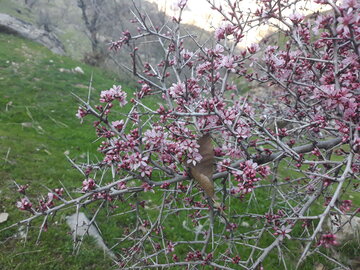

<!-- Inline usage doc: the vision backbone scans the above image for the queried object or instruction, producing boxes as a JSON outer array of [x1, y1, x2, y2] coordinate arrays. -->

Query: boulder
[[327, 213, 360, 243], [66, 212, 116, 259], [73, 66, 84, 74], [0, 13, 65, 55], [0, 213, 9, 223]]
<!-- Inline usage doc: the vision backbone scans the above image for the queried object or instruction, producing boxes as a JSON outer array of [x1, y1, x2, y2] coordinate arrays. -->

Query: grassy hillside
[[0, 32, 132, 269]]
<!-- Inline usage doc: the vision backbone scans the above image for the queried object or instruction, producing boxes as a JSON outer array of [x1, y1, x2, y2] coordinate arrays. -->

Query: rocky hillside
[[0, 0, 213, 80]]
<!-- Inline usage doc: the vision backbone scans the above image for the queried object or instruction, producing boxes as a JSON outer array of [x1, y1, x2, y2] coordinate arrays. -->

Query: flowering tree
[[3, 0, 360, 269]]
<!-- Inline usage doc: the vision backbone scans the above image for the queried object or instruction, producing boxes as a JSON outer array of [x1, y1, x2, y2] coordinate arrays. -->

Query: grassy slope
[[0, 32, 129, 270]]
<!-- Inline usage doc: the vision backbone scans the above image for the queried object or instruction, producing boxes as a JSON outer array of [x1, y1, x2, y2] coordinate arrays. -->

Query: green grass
[[0, 32, 131, 269]]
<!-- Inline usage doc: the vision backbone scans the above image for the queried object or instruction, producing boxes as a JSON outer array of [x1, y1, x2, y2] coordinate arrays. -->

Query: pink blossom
[[76, 106, 87, 119], [217, 158, 231, 172], [143, 126, 166, 146], [336, 12, 355, 37], [318, 233, 338, 248], [264, 52, 285, 70], [168, 82, 186, 98], [117, 181, 127, 190], [109, 31, 131, 51], [17, 184, 29, 194], [139, 165, 152, 177], [274, 226, 292, 240], [341, 0, 360, 9], [127, 153, 149, 170], [220, 56, 237, 72], [53, 188, 64, 198], [166, 242, 175, 253], [215, 27, 226, 41], [196, 61, 212, 75], [232, 255, 241, 264], [181, 49, 194, 60], [100, 85, 127, 106], [294, 24, 310, 44], [340, 200, 352, 212], [234, 121, 251, 139], [226, 222, 238, 232], [231, 160, 262, 195], [186, 152, 202, 166], [320, 85, 354, 112], [289, 12, 304, 24], [247, 43, 260, 54], [177, 0, 187, 9], [142, 182, 153, 192], [112, 120, 124, 131], [137, 84, 152, 98], [47, 192, 54, 204], [257, 165, 271, 177], [214, 24, 234, 41], [313, 15, 333, 34], [160, 182, 170, 189], [82, 178, 96, 192], [39, 193, 55, 211], [16, 197, 32, 211], [213, 44, 224, 55]]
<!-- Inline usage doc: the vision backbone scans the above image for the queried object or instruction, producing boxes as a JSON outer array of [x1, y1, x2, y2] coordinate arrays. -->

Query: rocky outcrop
[[66, 212, 116, 259], [0, 13, 65, 55], [327, 214, 360, 243]]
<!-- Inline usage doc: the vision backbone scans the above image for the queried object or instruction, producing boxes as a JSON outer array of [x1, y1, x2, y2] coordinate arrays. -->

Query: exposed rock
[[0, 13, 65, 55], [21, 122, 33, 128], [325, 214, 360, 270], [327, 214, 360, 243], [59, 68, 71, 73], [66, 212, 116, 259], [350, 257, 360, 270], [0, 213, 9, 223], [241, 221, 250, 228], [59, 67, 85, 74], [315, 263, 325, 270], [73, 66, 84, 74]]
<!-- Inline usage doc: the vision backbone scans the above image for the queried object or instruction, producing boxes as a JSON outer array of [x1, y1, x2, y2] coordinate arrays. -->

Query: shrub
[[5, 0, 360, 268]]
